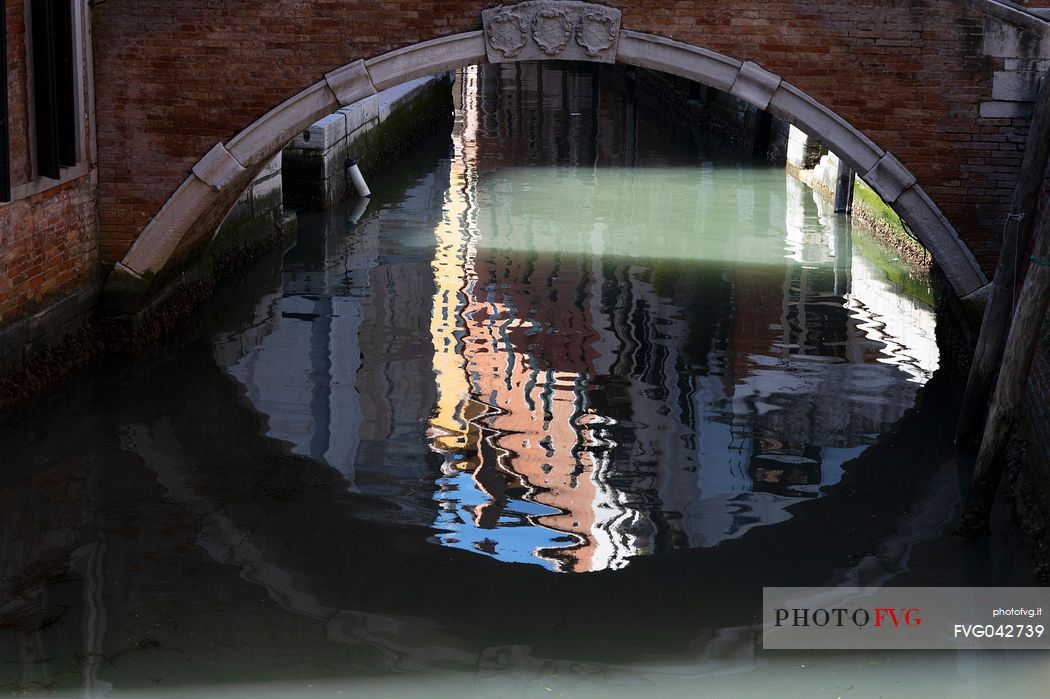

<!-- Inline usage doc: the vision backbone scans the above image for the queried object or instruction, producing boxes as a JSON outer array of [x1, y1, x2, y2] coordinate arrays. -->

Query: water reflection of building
[[214, 161, 448, 527], [213, 62, 939, 574], [426, 63, 939, 572], [429, 67, 613, 572]]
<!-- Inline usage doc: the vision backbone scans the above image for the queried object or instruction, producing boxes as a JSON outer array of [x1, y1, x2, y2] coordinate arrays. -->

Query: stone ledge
[[0, 285, 100, 375], [982, 13, 1050, 58], [283, 73, 453, 209], [292, 113, 348, 152], [286, 75, 439, 154], [980, 100, 1035, 118], [992, 70, 1044, 101], [971, 0, 1050, 36]]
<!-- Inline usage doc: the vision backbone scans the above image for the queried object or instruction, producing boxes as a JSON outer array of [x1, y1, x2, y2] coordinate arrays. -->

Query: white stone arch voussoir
[[111, 29, 987, 303]]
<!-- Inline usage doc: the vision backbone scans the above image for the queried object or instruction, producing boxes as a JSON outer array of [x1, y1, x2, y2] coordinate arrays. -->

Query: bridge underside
[[90, 0, 1050, 309], [108, 30, 989, 308]]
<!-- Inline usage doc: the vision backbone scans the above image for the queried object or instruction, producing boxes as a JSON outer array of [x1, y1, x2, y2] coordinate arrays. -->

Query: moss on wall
[[352, 77, 455, 180], [851, 179, 930, 272]]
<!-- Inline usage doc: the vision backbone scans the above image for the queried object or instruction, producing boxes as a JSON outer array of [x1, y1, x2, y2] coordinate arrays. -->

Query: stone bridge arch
[[100, 1, 1050, 306]]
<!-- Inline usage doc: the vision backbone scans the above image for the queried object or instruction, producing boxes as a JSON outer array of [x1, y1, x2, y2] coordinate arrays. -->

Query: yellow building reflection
[[426, 67, 642, 573], [423, 63, 937, 574]]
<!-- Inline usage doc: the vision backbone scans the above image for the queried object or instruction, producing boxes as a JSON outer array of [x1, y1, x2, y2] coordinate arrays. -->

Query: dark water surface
[[1, 64, 1045, 697]]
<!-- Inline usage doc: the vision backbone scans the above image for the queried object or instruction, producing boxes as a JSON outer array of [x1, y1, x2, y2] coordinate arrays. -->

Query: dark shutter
[[31, 0, 76, 180], [1, 3, 11, 202], [52, 0, 76, 167], [31, 0, 61, 179]]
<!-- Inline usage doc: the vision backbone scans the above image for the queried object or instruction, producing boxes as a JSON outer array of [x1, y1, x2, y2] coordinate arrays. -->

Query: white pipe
[[348, 195, 370, 225], [345, 158, 371, 198]]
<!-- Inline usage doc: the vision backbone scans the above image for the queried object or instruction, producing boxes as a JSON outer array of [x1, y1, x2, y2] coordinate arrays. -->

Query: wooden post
[[834, 158, 855, 214], [957, 211, 1050, 537], [753, 110, 773, 158], [956, 69, 1050, 448]]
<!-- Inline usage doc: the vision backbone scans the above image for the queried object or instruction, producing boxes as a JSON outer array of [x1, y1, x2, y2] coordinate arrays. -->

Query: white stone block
[[340, 95, 380, 134], [192, 142, 246, 192], [810, 152, 840, 193], [258, 152, 282, 178], [377, 76, 434, 121], [346, 117, 379, 143], [984, 17, 1023, 57], [983, 16, 1050, 58], [979, 100, 1033, 118], [234, 154, 282, 207], [862, 152, 915, 204], [290, 113, 346, 151], [325, 60, 376, 106], [786, 125, 812, 170], [1004, 58, 1050, 73], [992, 71, 1042, 101], [730, 61, 782, 111]]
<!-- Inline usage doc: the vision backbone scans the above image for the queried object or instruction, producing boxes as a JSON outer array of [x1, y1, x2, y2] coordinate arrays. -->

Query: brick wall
[[1, 0, 99, 325], [0, 174, 99, 324], [89, 0, 1045, 279]]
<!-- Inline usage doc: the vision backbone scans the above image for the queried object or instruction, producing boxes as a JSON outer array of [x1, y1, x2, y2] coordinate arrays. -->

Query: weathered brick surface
[[89, 1, 1042, 276], [1, 0, 100, 324], [0, 173, 100, 324]]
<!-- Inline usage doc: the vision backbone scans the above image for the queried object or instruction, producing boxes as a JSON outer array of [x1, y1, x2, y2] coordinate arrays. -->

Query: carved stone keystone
[[483, 1, 622, 64]]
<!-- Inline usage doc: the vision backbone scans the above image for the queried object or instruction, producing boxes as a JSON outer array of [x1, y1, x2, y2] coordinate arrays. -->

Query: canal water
[[1, 63, 1044, 696]]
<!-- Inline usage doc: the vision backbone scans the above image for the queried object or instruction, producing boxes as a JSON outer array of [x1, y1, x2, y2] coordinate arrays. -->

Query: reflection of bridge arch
[[1, 335, 970, 681], [110, 18, 990, 304]]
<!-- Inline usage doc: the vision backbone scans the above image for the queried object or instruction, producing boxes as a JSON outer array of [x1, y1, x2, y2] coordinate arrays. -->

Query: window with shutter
[[30, 0, 77, 181]]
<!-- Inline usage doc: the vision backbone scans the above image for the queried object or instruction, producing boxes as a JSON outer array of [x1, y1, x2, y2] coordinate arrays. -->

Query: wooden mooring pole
[[834, 159, 855, 214], [956, 69, 1050, 449], [958, 210, 1050, 537]]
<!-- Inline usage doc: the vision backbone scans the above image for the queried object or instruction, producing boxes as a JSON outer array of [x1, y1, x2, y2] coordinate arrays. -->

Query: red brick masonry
[[90, 0, 1041, 278], [2, 1, 1048, 326], [1, 0, 98, 325]]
